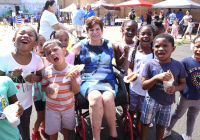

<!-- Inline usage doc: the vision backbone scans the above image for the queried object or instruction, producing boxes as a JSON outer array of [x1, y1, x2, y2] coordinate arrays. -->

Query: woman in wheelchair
[[72, 16, 119, 140]]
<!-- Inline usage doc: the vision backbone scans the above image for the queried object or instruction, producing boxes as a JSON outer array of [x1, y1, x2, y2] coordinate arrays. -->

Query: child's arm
[[0, 68, 22, 78], [8, 95, 23, 118], [25, 70, 42, 83], [142, 72, 171, 90], [114, 44, 129, 67], [70, 71, 80, 94], [165, 78, 186, 94]]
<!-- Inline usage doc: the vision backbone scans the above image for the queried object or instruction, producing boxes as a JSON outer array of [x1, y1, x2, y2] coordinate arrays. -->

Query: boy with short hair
[[42, 39, 81, 140], [140, 33, 187, 140]]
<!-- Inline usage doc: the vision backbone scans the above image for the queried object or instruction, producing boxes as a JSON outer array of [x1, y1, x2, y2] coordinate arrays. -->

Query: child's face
[[139, 26, 154, 48], [36, 37, 46, 57], [14, 26, 37, 52], [193, 41, 200, 61], [153, 38, 175, 63], [57, 34, 69, 48], [123, 22, 137, 42], [44, 43, 66, 66]]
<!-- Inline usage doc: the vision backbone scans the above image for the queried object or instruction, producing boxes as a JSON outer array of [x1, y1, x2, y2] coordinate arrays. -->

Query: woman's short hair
[[86, 4, 91, 10], [85, 16, 104, 31]]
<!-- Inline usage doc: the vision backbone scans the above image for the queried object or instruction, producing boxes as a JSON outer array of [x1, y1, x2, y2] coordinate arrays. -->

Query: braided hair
[[131, 25, 155, 64]]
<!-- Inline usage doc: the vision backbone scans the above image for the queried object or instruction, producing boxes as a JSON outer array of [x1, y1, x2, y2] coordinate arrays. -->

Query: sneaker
[[182, 134, 192, 140], [163, 130, 171, 138], [31, 128, 42, 140], [149, 123, 153, 128]]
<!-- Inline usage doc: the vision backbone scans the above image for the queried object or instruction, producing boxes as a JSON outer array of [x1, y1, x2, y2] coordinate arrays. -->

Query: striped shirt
[[16, 15, 22, 24], [42, 64, 81, 112]]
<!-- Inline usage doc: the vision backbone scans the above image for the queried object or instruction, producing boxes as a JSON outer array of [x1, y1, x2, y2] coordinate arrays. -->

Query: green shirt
[[0, 76, 20, 140]]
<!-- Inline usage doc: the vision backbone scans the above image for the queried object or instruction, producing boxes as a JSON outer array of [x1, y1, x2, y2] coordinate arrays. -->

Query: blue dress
[[77, 39, 118, 98]]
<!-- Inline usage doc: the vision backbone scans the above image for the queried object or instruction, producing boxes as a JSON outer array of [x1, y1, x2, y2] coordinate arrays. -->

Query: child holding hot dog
[[42, 39, 81, 140], [127, 25, 155, 135], [141, 33, 187, 140]]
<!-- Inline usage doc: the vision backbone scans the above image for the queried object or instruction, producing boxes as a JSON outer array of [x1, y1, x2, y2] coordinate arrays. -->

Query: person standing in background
[[107, 12, 111, 25], [16, 13, 22, 28], [72, 4, 85, 36], [166, 8, 172, 18], [176, 9, 183, 29], [146, 9, 152, 25], [84, 4, 95, 22]]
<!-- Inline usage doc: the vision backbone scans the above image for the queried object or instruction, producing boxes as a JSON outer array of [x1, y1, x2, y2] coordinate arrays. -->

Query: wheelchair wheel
[[76, 115, 86, 140], [116, 106, 134, 140]]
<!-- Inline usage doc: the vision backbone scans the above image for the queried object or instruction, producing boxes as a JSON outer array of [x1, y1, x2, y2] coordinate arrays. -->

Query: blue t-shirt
[[107, 13, 111, 20], [84, 9, 95, 21], [176, 12, 183, 22], [166, 12, 171, 17], [0, 76, 20, 140], [181, 56, 200, 100], [103, 17, 107, 23], [72, 8, 85, 25], [142, 59, 187, 105], [10, 17, 13, 22], [169, 13, 176, 24]]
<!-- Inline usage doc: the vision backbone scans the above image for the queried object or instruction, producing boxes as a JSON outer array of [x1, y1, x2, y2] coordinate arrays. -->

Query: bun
[[167, 70, 174, 81], [124, 73, 137, 83], [65, 64, 85, 79]]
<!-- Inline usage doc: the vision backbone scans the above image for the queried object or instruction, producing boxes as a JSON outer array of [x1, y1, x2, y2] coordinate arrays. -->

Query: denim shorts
[[140, 95, 172, 127]]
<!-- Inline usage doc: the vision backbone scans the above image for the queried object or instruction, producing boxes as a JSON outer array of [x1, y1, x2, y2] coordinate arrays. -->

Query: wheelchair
[[74, 64, 134, 140]]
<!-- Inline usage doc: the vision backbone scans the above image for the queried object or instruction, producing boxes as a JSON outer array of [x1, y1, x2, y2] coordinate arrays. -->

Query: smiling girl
[[0, 25, 44, 140], [127, 25, 155, 136]]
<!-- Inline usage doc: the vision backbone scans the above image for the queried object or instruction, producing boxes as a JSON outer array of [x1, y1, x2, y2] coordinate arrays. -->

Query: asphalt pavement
[[0, 24, 199, 140]]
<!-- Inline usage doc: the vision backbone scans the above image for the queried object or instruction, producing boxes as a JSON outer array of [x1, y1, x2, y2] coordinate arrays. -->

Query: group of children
[[163, 17, 195, 41], [115, 20, 200, 140], [0, 16, 199, 140]]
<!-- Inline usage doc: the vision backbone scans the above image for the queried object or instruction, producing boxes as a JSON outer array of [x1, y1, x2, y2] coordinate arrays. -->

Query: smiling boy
[[140, 33, 187, 140]]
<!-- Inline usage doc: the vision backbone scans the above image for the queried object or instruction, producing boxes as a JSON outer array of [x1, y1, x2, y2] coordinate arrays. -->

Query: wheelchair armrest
[[112, 64, 125, 74], [114, 72, 129, 106]]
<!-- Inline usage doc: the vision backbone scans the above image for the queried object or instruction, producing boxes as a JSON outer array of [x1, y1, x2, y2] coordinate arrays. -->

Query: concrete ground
[[0, 23, 200, 140]]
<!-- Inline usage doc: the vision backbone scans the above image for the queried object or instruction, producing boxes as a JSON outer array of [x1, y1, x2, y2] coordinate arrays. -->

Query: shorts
[[10, 22, 13, 26], [17, 24, 21, 28], [34, 99, 45, 111], [169, 24, 173, 26], [140, 95, 172, 128], [186, 28, 193, 33], [129, 90, 145, 112], [73, 24, 82, 31], [45, 106, 75, 135]]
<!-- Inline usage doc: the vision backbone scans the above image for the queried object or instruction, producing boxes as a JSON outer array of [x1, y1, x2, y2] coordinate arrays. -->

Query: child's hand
[[14, 101, 23, 118], [124, 45, 130, 56], [46, 85, 55, 95], [70, 71, 80, 82], [156, 72, 171, 81], [165, 85, 176, 94], [11, 68, 23, 78], [25, 74, 37, 83]]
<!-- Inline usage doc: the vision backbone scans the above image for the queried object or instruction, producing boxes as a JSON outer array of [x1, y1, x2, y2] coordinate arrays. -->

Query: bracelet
[[122, 55, 127, 59]]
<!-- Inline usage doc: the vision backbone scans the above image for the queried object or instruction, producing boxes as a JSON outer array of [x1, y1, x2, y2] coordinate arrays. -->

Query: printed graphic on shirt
[[0, 95, 8, 120], [8, 71, 34, 92], [152, 69, 165, 90], [189, 67, 200, 89]]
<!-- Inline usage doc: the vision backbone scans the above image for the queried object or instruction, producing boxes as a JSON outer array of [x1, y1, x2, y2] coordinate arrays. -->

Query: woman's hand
[[11, 68, 23, 78], [14, 101, 23, 118]]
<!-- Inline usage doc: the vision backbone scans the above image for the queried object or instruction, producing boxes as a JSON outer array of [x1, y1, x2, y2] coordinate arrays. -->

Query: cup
[[22, 69, 32, 85], [49, 83, 60, 99], [3, 104, 20, 127], [163, 78, 174, 92]]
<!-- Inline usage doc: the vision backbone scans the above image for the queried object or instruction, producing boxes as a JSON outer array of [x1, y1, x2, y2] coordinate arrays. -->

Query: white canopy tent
[[152, 0, 200, 9], [60, 3, 76, 12]]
